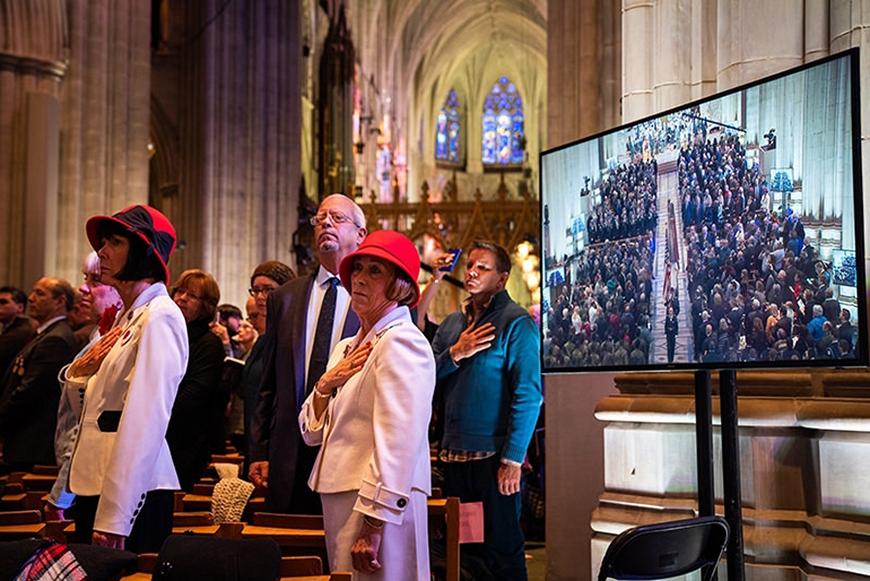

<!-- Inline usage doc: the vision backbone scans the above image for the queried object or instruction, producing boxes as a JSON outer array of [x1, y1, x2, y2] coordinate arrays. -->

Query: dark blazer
[[0, 319, 77, 467], [166, 318, 226, 491], [249, 272, 359, 512], [0, 316, 35, 379]]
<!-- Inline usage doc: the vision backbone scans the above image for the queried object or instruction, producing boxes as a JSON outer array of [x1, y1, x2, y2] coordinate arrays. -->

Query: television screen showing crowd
[[541, 53, 863, 371]]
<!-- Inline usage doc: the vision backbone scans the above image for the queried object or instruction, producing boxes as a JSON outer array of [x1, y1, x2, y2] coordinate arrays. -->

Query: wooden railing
[[359, 173, 540, 253]]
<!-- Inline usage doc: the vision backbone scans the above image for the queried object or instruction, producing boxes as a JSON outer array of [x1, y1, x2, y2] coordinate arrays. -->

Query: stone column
[[545, 3, 620, 580], [600, 0, 623, 130], [622, 0, 654, 122], [804, 0, 830, 62], [716, 0, 803, 90], [690, 0, 717, 100], [547, 0, 601, 148], [173, 0, 301, 309], [57, 0, 152, 277], [0, 0, 66, 286], [652, 0, 693, 111]]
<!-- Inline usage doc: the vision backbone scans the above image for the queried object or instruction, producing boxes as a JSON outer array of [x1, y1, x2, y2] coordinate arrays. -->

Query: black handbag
[[152, 535, 280, 581]]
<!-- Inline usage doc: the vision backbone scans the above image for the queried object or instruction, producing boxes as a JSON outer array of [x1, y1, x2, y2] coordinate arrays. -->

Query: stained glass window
[[482, 76, 525, 165], [435, 89, 461, 163]]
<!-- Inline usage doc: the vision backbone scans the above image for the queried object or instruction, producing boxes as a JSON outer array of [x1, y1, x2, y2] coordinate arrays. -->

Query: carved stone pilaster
[[167, 0, 302, 309], [0, 0, 66, 286]]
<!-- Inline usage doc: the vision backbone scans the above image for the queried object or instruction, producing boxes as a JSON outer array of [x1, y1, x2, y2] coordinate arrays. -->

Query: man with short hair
[[0, 286, 34, 378], [432, 240, 543, 580], [249, 194, 366, 514], [0, 277, 78, 470]]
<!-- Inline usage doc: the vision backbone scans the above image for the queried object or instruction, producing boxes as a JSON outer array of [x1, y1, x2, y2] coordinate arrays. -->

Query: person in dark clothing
[[664, 305, 678, 363], [0, 278, 77, 470], [822, 288, 841, 324], [240, 260, 295, 470], [433, 240, 542, 581], [167, 269, 226, 491], [0, 286, 35, 378], [837, 308, 855, 347]]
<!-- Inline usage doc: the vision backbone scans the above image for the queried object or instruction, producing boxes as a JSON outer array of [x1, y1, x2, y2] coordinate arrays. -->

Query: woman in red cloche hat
[[300, 230, 435, 580], [62, 205, 188, 553]]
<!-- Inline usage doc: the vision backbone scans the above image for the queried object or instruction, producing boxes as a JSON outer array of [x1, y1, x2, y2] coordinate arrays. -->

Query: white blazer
[[67, 283, 188, 537], [300, 306, 435, 525]]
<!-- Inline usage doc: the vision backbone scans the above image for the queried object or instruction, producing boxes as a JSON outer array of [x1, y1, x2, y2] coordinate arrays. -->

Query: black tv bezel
[[539, 47, 868, 375]]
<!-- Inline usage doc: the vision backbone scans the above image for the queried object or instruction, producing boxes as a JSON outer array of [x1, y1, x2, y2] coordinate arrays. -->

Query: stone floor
[[527, 542, 547, 580]]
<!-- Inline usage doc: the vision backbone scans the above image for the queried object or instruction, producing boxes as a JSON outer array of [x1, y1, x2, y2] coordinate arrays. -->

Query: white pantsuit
[[66, 283, 188, 536], [300, 306, 435, 580]]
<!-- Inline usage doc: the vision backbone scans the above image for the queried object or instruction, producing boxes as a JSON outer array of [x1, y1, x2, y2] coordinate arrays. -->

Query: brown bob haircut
[[172, 269, 220, 322], [386, 267, 417, 307]]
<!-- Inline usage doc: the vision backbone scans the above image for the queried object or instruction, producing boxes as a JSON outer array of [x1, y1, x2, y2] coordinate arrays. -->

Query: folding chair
[[597, 516, 729, 581]]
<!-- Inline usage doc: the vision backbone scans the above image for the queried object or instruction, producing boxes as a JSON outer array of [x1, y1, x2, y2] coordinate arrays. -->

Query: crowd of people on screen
[[543, 119, 856, 370]]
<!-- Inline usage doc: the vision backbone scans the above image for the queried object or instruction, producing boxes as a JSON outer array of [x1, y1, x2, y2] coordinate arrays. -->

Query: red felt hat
[[339, 230, 421, 307], [85, 205, 177, 284]]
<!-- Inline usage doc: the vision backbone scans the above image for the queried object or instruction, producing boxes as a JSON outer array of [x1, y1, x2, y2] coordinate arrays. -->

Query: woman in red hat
[[300, 230, 435, 579], [61, 205, 188, 553]]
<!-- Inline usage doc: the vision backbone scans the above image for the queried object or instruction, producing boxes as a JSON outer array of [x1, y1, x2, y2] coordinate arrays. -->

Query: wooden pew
[[122, 551, 347, 580], [20, 473, 57, 492], [428, 497, 461, 581], [279, 555, 323, 576], [0, 509, 43, 540], [29, 465, 60, 476], [241, 512, 327, 551]]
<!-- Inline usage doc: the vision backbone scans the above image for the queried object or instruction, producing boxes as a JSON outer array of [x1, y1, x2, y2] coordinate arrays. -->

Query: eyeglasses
[[248, 286, 277, 297], [309, 211, 358, 227], [172, 288, 202, 301]]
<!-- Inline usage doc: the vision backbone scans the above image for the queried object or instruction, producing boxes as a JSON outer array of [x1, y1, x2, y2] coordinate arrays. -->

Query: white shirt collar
[[354, 306, 411, 347], [37, 315, 67, 334], [315, 265, 340, 288]]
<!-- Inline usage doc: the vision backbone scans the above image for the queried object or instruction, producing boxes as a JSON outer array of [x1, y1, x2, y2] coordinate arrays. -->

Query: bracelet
[[313, 389, 331, 400], [363, 515, 385, 529]]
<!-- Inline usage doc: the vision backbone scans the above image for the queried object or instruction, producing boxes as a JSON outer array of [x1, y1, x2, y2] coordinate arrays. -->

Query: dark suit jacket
[[0, 319, 77, 467], [0, 316, 35, 379], [166, 318, 226, 491], [249, 272, 359, 512]]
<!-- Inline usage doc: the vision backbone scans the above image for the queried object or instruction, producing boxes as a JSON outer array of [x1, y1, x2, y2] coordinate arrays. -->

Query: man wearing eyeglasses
[[249, 193, 366, 514]]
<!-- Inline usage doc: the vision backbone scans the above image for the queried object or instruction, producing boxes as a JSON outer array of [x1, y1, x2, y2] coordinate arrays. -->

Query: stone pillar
[[58, 0, 152, 277], [804, 0, 830, 62], [173, 0, 301, 309], [0, 0, 66, 286], [690, 0, 717, 100], [622, 0, 654, 122], [716, 0, 803, 90], [547, 0, 601, 148], [22, 93, 60, 286], [545, 3, 620, 579], [593, 372, 870, 580], [652, 0, 692, 111], [600, 0, 623, 130]]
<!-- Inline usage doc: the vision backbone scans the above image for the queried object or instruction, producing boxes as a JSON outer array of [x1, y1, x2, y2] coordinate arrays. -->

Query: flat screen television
[[540, 49, 867, 373]]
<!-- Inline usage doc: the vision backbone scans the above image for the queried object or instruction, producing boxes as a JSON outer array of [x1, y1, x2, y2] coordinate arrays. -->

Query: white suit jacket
[[300, 306, 435, 525], [67, 283, 188, 536]]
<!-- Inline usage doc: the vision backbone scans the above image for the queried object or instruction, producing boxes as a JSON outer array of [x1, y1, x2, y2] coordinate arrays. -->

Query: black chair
[[597, 516, 729, 581]]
